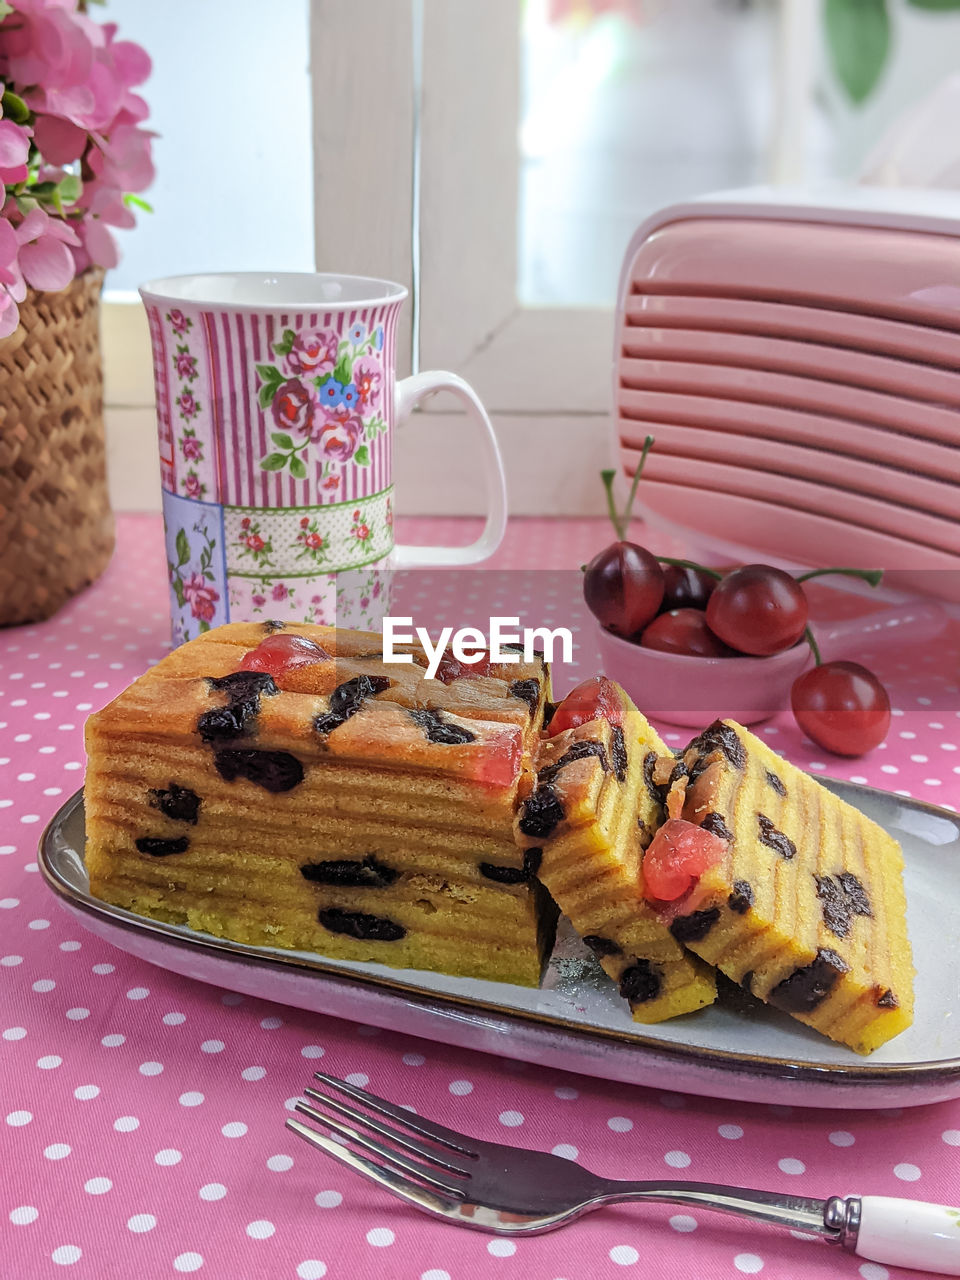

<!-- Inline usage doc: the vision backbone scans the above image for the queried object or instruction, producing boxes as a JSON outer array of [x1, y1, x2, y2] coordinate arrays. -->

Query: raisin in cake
[[84, 622, 556, 986], [649, 718, 913, 1053], [514, 677, 716, 1022]]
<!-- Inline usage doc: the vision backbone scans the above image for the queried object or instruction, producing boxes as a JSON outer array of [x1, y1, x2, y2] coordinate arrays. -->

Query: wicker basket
[[0, 268, 115, 627]]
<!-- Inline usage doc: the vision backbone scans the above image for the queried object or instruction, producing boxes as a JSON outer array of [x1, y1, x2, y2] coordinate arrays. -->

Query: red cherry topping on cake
[[547, 676, 623, 736], [434, 650, 492, 684], [472, 727, 522, 788], [642, 818, 727, 903], [239, 633, 331, 677]]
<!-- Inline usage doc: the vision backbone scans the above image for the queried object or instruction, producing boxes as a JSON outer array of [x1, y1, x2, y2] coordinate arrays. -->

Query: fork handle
[[852, 1196, 960, 1276]]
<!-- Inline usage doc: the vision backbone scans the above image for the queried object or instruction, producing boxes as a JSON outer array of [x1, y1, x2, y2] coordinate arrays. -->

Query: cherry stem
[[804, 625, 823, 667], [621, 434, 654, 531], [600, 469, 623, 541], [656, 556, 723, 581], [795, 567, 884, 587], [601, 434, 655, 541]]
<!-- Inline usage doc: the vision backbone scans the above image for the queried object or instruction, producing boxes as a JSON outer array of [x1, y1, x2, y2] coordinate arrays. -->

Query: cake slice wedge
[[514, 677, 717, 1022], [650, 718, 914, 1054]]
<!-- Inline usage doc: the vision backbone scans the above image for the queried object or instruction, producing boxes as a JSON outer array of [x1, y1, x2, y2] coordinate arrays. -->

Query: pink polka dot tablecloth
[[2, 513, 960, 1280]]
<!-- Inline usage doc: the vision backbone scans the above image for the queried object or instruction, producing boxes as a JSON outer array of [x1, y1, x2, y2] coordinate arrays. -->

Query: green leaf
[[1, 90, 29, 124], [333, 354, 352, 386], [175, 528, 190, 567], [354, 445, 370, 466], [313, 373, 332, 389], [289, 455, 308, 480], [272, 328, 296, 357], [171, 576, 186, 609], [258, 382, 279, 410], [255, 363, 283, 384], [824, 0, 891, 103], [199, 619, 210, 633], [58, 174, 82, 205], [123, 193, 154, 213], [260, 453, 286, 471], [271, 432, 295, 450]]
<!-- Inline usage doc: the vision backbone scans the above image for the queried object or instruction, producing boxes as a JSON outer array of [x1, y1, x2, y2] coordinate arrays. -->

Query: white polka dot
[[114, 1116, 139, 1132], [830, 1131, 855, 1147], [260, 1016, 283, 1029], [894, 1162, 921, 1181], [367, 1228, 395, 1247], [734, 1255, 764, 1274], [139, 1061, 163, 1076], [670, 1215, 698, 1232], [719, 1124, 743, 1140], [487, 1240, 516, 1257], [17, 772, 34, 781], [51, 1245, 82, 1266], [66, 1008, 90, 1021], [221, 1121, 247, 1138], [73, 1085, 99, 1100], [942, 1130, 960, 1146], [402, 1052, 426, 1066], [1, 955, 22, 966], [44, 1144, 71, 1160], [608, 1116, 633, 1132], [301, 1044, 324, 1059], [155, 1149, 182, 1166], [499, 1110, 524, 1127], [3, 1026, 26, 1040], [345, 1072, 368, 1087], [9, 1206, 39, 1225], [246, 1220, 275, 1239], [778, 1158, 805, 1175], [880, 764, 898, 774], [267, 1154, 293, 1172], [179, 1091, 204, 1107], [32, 979, 55, 992], [859, 1264, 889, 1280], [609, 1245, 639, 1265], [664, 1150, 691, 1168], [126, 986, 149, 1000], [552, 1143, 578, 1160], [297, 1265, 327, 1280], [163, 1012, 186, 1026], [0, 897, 16, 912], [173, 1254, 204, 1273], [20, 814, 40, 824], [101, 1034, 125, 1047], [84, 1177, 112, 1195], [199, 1183, 227, 1201], [449, 1079, 473, 1095], [200, 1039, 224, 1053], [6, 1110, 32, 1126], [554, 1086, 578, 1100], [314, 1191, 342, 1208], [127, 1214, 156, 1233], [92, 963, 113, 974], [241, 1066, 266, 1081], [64, 762, 81, 770]]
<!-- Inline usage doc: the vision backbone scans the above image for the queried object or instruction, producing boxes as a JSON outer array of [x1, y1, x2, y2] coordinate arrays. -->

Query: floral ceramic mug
[[139, 272, 507, 643]]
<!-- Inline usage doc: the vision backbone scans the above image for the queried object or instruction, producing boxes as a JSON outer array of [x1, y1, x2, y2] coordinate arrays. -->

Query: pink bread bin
[[613, 187, 960, 602]]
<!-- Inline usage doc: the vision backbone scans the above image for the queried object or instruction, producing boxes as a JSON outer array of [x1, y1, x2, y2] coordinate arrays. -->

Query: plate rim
[[39, 785, 960, 1089]]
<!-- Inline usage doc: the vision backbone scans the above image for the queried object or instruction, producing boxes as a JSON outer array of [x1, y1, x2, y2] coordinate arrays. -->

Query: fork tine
[[303, 1086, 473, 1177], [294, 1101, 465, 1195], [285, 1117, 461, 1217], [311, 1069, 478, 1156]]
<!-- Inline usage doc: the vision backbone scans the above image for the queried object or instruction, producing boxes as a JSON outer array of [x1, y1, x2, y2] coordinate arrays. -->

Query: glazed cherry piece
[[434, 650, 492, 684], [639, 608, 738, 658], [706, 564, 809, 656], [661, 564, 718, 612], [583, 541, 665, 637], [791, 661, 891, 757], [239, 633, 331, 678], [642, 818, 727, 903], [547, 676, 623, 736]]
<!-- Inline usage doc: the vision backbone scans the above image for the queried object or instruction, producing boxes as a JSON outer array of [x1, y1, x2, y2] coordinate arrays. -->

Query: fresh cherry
[[239, 633, 331, 677], [583, 541, 665, 637], [547, 676, 623, 736], [661, 563, 718, 612], [706, 565, 809, 656], [639, 608, 737, 658], [791, 660, 890, 757], [642, 818, 727, 903]]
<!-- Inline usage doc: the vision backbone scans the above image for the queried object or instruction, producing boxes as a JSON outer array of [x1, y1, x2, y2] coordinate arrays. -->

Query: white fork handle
[[856, 1196, 960, 1275]]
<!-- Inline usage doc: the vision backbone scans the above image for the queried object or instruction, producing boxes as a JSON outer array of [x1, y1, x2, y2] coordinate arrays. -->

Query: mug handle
[[391, 370, 507, 568]]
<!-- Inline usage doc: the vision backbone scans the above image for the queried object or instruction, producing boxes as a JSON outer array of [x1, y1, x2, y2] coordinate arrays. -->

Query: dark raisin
[[479, 861, 527, 885], [836, 872, 872, 918], [876, 988, 899, 1009], [135, 836, 189, 856], [700, 812, 733, 841], [207, 671, 279, 700], [148, 783, 201, 825], [198, 671, 279, 742], [668, 757, 688, 789], [728, 880, 754, 914], [687, 720, 746, 771], [757, 813, 796, 860], [669, 907, 721, 944], [643, 751, 666, 805], [263, 619, 286, 631], [509, 679, 540, 712], [583, 935, 622, 957], [196, 704, 250, 742], [619, 960, 662, 1004], [765, 770, 787, 796], [814, 872, 872, 939], [408, 708, 475, 745], [768, 948, 849, 1014], [740, 970, 754, 994], [317, 907, 406, 942], [300, 855, 398, 888], [518, 785, 565, 839], [213, 749, 304, 792], [541, 700, 556, 729], [539, 739, 609, 784], [610, 726, 627, 782], [523, 847, 543, 878], [314, 674, 392, 735]]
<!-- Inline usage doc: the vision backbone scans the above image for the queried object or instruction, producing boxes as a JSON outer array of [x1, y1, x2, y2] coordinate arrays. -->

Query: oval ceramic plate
[[39, 782, 960, 1110]]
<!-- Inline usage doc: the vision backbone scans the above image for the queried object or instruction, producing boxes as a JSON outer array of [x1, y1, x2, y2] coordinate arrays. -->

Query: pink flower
[[316, 415, 363, 463], [360, 596, 370, 610], [246, 534, 265, 553], [271, 583, 289, 602], [174, 350, 197, 379], [177, 390, 198, 419], [183, 473, 203, 500], [0, 119, 31, 184], [182, 572, 219, 623], [353, 355, 382, 411], [322, 475, 340, 491], [305, 533, 324, 550], [168, 309, 190, 334], [251, 593, 266, 608], [353, 523, 371, 542], [286, 329, 338, 377], [271, 378, 316, 437], [180, 435, 201, 461]]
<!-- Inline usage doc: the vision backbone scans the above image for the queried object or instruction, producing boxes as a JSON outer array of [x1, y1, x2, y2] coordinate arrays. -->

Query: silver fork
[[286, 1071, 960, 1276]]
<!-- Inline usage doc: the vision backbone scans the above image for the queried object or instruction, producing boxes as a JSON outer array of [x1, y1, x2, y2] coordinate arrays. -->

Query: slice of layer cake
[[514, 677, 717, 1022], [84, 621, 556, 986], [649, 718, 914, 1054]]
